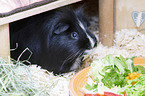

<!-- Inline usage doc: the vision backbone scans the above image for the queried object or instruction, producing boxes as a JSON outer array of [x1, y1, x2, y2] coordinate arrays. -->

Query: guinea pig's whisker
[[60, 50, 80, 70], [59, 49, 84, 71]]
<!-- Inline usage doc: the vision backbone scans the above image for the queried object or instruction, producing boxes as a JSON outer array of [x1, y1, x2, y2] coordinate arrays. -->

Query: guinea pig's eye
[[71, 32, 79, 39]]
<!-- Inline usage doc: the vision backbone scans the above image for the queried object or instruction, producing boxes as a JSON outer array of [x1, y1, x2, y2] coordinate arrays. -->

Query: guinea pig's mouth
[[59, 49, 85, 72]]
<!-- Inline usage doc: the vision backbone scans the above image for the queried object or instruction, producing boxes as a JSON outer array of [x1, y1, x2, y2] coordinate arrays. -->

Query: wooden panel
[[0, 0, 82, 26], [99, 0, 114, 47], [115, 0, 145, 33], [0, 24, 10, 58]]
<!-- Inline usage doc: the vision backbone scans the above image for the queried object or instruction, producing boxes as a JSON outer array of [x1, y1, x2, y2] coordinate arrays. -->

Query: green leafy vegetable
[[114, 58, 125, 73], [85, 83, 98, 92], [101, 67, 127, 88], [89, 55, 134, 89], [86, 54, 144, 95], [126, 74, 145, 96]]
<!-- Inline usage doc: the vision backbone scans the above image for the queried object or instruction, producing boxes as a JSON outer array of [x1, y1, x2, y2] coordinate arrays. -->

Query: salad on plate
[[81, 54, 145, 96]]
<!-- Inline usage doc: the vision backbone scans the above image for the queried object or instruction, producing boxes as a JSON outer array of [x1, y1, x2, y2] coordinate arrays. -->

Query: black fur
[[10, 8, 97, 74]]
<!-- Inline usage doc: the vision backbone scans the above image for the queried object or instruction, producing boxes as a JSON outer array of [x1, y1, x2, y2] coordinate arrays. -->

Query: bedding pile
[[86, 29, 145, 63], [0, 57, 75, 96]]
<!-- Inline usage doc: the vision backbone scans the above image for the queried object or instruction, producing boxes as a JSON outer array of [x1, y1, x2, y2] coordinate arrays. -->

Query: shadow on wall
[[70, 0, 99, 17]]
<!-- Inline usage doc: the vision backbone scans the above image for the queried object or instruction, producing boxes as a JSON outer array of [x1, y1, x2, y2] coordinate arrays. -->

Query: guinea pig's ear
[[54, 23, 69, 34]]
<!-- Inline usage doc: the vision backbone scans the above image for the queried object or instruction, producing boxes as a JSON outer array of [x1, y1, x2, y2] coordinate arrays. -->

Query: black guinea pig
[[10, 7, 97, 74]]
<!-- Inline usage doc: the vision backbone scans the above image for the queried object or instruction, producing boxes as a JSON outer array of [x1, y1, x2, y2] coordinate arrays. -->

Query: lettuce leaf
[[100, 66, 127, 89]]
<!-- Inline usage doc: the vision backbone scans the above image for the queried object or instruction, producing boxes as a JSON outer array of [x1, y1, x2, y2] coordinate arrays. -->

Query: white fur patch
[[78, 19, 95, 48], [79, 20, 86, 31], [86, 33, 95, 48]]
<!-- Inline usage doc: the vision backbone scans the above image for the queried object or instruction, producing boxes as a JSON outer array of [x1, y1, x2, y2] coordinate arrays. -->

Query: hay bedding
[[90, 29, 145, 59], [1, 16, 145, 95], [0, 57, 75, 96]]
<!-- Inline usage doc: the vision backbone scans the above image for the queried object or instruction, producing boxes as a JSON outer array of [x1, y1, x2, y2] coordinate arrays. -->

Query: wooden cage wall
[[99, 0, 145, 47]]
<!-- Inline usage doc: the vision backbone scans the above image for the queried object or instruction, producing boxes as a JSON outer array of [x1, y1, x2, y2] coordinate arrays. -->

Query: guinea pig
[[10, 7, 97, 74]]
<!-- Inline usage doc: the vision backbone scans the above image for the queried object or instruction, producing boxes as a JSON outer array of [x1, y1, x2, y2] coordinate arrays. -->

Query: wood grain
[[99, 0, 114, 47], [0, 24, 10, 58], [115, 0, 145, 33], [0, 0, 82, 26]]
